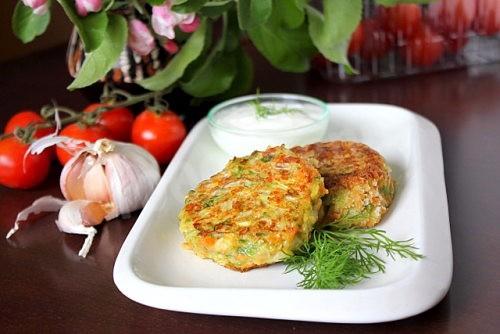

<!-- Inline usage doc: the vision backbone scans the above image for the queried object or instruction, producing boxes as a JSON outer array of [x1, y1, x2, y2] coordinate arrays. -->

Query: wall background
[[0, 1, 72, 63]]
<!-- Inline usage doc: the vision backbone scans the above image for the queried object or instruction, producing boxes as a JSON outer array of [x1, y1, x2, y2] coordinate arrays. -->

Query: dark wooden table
[[1, 47, 499, 333]]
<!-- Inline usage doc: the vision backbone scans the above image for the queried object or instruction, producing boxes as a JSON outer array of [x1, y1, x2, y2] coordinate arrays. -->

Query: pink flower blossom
[[128, 19, 155, 56], [179, 16, 200, 33], [163, 40, 179, 55], [22, 0, 49, 15], [152, 1, 197, 39], [75, 0, 103, 17]]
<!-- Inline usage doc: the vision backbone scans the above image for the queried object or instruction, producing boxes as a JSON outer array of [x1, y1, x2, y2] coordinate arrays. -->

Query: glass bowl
[[208, 94, 329, 157]]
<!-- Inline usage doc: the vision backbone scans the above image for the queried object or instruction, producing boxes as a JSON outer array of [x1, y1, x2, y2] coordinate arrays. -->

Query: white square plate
[[113, 103, 452, 323]]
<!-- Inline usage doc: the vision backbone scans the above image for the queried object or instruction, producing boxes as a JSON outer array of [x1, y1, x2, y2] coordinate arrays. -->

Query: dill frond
[[284, 227, 423, 289]]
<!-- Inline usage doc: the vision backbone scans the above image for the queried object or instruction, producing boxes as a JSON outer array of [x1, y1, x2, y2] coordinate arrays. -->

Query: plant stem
[[0, 89, 165, 142]]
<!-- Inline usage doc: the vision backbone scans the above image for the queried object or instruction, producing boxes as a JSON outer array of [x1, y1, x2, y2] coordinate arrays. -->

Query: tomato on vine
[[83, 103, 134, 142], [131, 109, 187, 165], [0, 137, 52, 189], [57, 123, 110, 165], [4, 110, 54, 138]]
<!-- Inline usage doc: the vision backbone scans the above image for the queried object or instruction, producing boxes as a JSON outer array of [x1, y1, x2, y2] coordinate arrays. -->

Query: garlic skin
[[6, 196, 67, 239], [60, 139, 161, 220], [56, 200, 103, 257]]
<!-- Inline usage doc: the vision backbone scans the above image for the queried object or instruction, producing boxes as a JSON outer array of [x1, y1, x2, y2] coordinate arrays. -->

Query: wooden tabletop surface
[[0, 47, 499, 333]]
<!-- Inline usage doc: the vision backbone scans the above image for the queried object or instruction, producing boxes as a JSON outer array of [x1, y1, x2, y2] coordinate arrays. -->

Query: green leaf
[[376, 0, 433, 6], [181, 51, 237, 97], [215, 48, 253, 99], [221, 10, 241, 52], [139, 19, 209, 91], [274, 0, 306, 29], [146, 0, 167, 5], [172, 0, 208, 13], [12, 2, 50, 43], [180, 14, 238, 97], [57, 0, 108, 52], [67, 14, 127, 90], [306, 0, 362, 72], [237, 0, 272, 30], [199, 1, 234, 18], [247, 6, 315, 73]]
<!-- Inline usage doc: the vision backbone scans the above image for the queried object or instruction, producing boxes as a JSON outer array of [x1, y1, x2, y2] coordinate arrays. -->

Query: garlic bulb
[[60, 139, 161, 220], [6, 138, 161, 258]]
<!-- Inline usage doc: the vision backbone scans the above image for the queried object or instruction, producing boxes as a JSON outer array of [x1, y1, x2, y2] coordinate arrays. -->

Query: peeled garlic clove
[[61, 155, 87, 200], [83, 160, 111, 203], [5, 196, 67, 239], [56, 200, 107, 257]]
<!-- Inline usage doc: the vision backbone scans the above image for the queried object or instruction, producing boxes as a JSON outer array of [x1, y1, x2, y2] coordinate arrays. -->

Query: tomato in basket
[[475, 0, 500, 35], [402, 25, 445, 67], [428, 0, 476, 34], [357, 19, 394, 60], [378, 4, 423, 38]]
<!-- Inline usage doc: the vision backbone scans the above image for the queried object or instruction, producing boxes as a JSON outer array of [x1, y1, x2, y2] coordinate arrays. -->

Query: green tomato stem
[[0, 88, 166, 142]]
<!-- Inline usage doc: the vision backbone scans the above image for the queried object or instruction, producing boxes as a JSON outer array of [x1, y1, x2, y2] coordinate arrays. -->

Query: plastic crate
[[313, 0, 500, 82]]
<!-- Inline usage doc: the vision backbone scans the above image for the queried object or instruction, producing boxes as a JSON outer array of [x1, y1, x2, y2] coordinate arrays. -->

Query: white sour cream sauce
[[210, 102, 329, 157]]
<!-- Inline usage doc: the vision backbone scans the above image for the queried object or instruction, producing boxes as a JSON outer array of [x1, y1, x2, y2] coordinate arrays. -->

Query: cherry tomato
[[4, 110, 54, 138], [57, 123, 110, 165], [380, 4, 423, 38], [348, 23, 364, 56], [0, 137, 51, 189], [446, 35, 468, 53], [131, 110, 187, 165], [358, 19, 394, 60], [475, 0, 500, 35], [311, 54, 329, 70], [403, 25, 445, 67], [428, 0, 476, 34], [83, 103, 134, 142]]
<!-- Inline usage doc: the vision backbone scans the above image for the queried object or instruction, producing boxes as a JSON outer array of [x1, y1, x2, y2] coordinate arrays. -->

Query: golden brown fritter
[[292, 141, 395, 228], [178, 146, 327, 272]]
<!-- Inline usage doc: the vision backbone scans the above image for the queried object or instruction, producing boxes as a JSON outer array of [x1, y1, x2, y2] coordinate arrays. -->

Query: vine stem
[[0, 89, 165, 142]]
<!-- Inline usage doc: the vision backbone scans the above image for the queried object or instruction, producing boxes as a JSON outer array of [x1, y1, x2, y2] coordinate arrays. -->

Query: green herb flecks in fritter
[[178, 146, 327, 272], [292, 141, 395, 228]]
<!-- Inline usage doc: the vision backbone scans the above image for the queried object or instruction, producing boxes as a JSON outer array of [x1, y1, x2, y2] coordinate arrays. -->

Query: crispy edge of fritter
[[178, 146, 327, 271], [292, 141, 396, 228]]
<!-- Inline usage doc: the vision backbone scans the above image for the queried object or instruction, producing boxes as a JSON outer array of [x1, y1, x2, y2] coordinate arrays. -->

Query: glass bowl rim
[[207, 93, 329, 136]]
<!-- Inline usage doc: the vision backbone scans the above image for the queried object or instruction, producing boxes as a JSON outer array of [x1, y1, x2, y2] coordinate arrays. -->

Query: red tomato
[[311, 54, 329, 70], [57, 123, 110, 165], [348, 24, 364, 56], [446, 34, 468, 53], [83, 103, 134, 142], [131, 110, 187, 165], [358, 19, 394, 60], [0, 137, 51, 189], [4, 110, 54, 138], [403, 25, 445, 67], [428, 0, 476, 34], [380, 4, 423, 38], [475, 0, 500, 35]]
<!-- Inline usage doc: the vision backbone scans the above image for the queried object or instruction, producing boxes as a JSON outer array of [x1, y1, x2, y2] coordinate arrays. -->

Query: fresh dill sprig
[[252, 90, 300, 118], [284, 227, 423, 289]]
